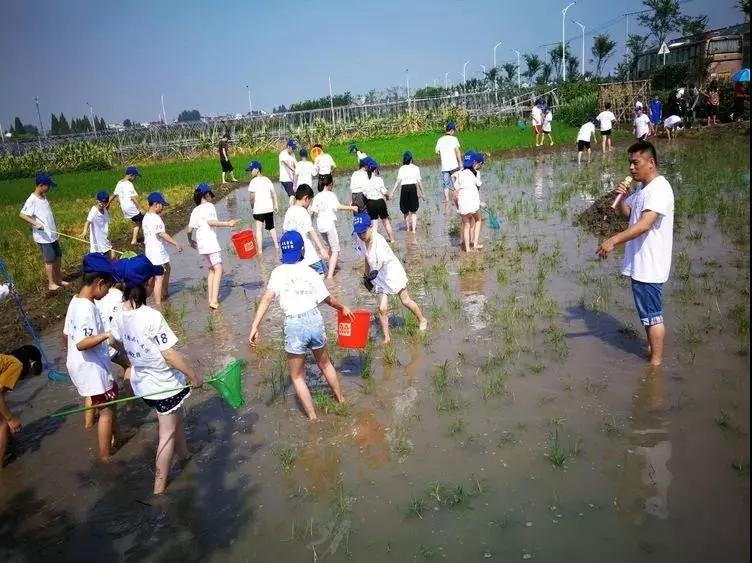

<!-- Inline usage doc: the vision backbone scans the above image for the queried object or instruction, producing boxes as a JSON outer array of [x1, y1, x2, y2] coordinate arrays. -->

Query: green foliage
[[177, 109, 201, 122], [556, 80, 599, 126], [592, 33, 617, 76], [0, 141, 115, 180], [289, 92, 353, 112]]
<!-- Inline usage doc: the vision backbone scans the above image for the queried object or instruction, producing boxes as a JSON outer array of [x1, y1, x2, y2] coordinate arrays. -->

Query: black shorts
[[352, 193, 367, 213], [37, 240, 62, 262], [221, 160, 234, 172], [253, 212, 275, 231], [143, 387, 191, 415], [281, 182, 295, 197], [601, 129, 612, 136], [366, 198, 389, 220], [399, 184, 420, 215], [707, 105, 719, 117], [131, 213, 144, 224], [577, 140, 591, 151]]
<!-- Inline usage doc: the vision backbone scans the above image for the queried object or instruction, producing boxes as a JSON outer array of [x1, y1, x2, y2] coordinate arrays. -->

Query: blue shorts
[[284, 308, 326, 355], [309, 260, 328, 275], [441, 168, 459, 189], [631, 279, 664, 327], [281, 181, 295, 197], [650, 116, 661, 125]]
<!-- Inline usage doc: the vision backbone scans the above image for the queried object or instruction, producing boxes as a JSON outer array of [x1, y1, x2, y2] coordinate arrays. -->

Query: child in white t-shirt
[[390, 151, 426, 233], [187, 183, 238, 310], [248, 230, 354, 421], [353, 213, 427, 344], [109, 254, 203, 494], [596, 102, 617, 153], [283, 185, 331, 276], [110, 166, 144, 246], [143, 192, 182, 308], [576, 117, 597, 165], [312, 144, 336, 192], [246, 160, 280, 258], [542, 106, 554, 146], [634, 108, 651, 140], [362, 159, 395, 243], [294, 148, 316, 190], [81, 191, 114, 258], [310, 175, 358, 280], [63, 253, 119, 462]]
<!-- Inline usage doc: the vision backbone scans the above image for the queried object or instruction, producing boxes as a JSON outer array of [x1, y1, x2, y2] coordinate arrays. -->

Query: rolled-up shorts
[[441, 168, 460, 189], [707, 105, 719, 117], [90, 381, 119, 407], [321, 227, 340, 252], [631, 279, 664, 327], [253, 212, 275, 231], [284, 308, 326, 355], [203, 251, 222, 267], [281, 181, 295, 197], [577, 140, 591, 151], [399, 184, 420, 215], [143, 386, 191, 415], [352, 193, 367, 213], [366, 198, 389, 220], [130, 213, 144, 224], [221, 159, 234, 172], [38, 240, 62, 262]]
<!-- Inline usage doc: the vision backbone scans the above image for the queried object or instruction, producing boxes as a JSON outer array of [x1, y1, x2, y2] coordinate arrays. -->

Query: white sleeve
[[643, 184, 672, 217], [20, 196, 35, 217], [110, 312, 122, 342], [86, 207, 97, 222], [70, 303, 99, 345], [150, 313, 179, 351], [416, 166, 422, 182], [266, 268, 281, 296]]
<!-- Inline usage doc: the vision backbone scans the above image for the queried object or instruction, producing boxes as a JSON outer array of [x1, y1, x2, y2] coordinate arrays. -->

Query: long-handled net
[[0, 258, 69, 382], [482, 207, 502, 230], [51, 359, 245, 417]]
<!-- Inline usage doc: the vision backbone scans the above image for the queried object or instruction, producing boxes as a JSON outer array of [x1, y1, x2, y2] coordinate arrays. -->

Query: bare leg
[[608, 137, 613, 151], [161, 263, 171, 300], [577, 150, 582, 165], [153, 274, 165, 307], [0, 421, 9, 469], [153, 411, 180, 494], [398, 289, 427, 330], [378, 293, 390, 344], [327, 250, 339, 280], [462, 215, 473, 252], [443, 188, 450, 203], [646, 323, 666, 366], [382, 218, 395, 242], [206, 269, 215, 307], [44, 262, 60, 290], [131, 226, 139, 245], [412, 213, 418, 232], [287, 354, 317, 420], [84, 396, 94, 429], [53, 260, 68, 286], [222, 172, 227, 184], [312, 346, 344, 403], [269, 227, 280, 258], [587, 149, 591, 163], [209, 264, 223, 308], [255, 221, 264, 256], [472, 213, 483, 249], [97, 406, 115, 462]]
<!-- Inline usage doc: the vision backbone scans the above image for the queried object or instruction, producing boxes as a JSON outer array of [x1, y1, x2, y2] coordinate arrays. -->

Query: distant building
[[634, 23, 750, 81]]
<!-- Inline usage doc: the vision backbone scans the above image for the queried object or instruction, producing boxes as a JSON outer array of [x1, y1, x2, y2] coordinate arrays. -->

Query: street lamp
[[445, 72, 449, 90], [86, 101, 97, 139], [513, 50, 521, 89], [246, 85, 253, 118], [573, 20, 586, 76], [405, 68, 410, 103], [562, 2, 576, 81], [33, 96, 45, 138], [161, 93, 167, 124], [493, 41, 503, 98], [462, 60, 470, 88]]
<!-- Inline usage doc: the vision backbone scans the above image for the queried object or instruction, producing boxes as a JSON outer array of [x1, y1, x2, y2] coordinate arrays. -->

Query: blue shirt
[[649, 100, 663, 121]]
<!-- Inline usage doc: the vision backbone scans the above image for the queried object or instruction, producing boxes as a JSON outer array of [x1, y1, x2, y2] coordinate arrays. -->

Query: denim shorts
[[631, 279, 664, 326], [441, 168, 459, 189], [309, 259, 328, 275], [281, 181, 295, 197], [284, 308, 326, 355]]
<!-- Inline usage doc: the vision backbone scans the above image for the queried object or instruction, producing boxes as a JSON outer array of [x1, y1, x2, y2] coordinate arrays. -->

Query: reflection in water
[[459, 265, 487, 331], [292, 425, 342, 497], [533, 159, 544, 202], [352, 410, 390, 472]]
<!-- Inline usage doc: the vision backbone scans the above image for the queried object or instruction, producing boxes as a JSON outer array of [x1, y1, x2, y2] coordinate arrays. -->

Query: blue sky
[[0, 0, 743, 127]]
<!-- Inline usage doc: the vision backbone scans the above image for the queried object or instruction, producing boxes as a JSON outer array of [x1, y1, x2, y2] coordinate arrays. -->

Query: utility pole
[[562, 2, 576, 82], [445, 72, 449, 90], [493, 41, 502, 100], [513, 50, 521, 89], [246, 85, 253, 118], [405, 68, 410, 109], [328, 76, 336, 132], [462, 60, 470, 88], [161, 94, 167, 124], [33, 96, 45, 137], [573, 20, 586, 76], [0, 118, 5, 143], [87, 102, 97, 140]]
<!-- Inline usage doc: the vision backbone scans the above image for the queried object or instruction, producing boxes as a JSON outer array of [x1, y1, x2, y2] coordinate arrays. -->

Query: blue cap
[[463, 151, 475, 169], [147, 192, 169, 206], [474, 151, 485, 164], [348, 144, 357, 153], [446, 121, 456, 131], [299, 147, 308, 157], [366, 158, 379, 170], [96, 191, 109, 202], [120, 254, 165, 286], [125, 166, 140, 177], [245, 160, 262, 172], [82, 252, 114, 275], [353, 212, 372, 234], [280, 230, 304, 264], [196, 183, 214, 195], [111, 259, 127, 283], [287, 139, 297, 149], [35, 173, 57, 188]]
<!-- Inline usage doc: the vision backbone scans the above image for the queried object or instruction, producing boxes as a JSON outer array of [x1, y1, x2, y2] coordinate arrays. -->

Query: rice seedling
[[602, 415, 624, 436], [382, 344, 398, 366], [497, 430, 517, 446], [432, 360, 450, 393], [360, 346, 373, 379], [448, 418, 466, 435], [715, 409, 731, 429], [545, 323, 569, 358], [277, 445, 296, 472], [546, 428, 569, 468], [436, 394, 466, 413], [482, 371, 508, 399], [312, 391, 349, 416], [405, 496, 427, 519]]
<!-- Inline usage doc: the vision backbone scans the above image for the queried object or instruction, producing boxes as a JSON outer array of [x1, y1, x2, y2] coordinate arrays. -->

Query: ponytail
[[124, 283, 148, 308]]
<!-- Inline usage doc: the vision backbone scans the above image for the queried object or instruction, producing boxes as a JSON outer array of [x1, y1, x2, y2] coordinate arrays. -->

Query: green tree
[[50, 113, 59, 135], [177, 109, 201, 122], [539, 63, 553, 84], [638, 0, 709, 47], [123, 118, 133, 128], [502, 62, 518, 83], [615, 34, 648, 80], [591, 33, 617, 76], [681, 15, 708, 37], [523, 54, 542, 81], [13, 117, 25, 134], [58, 113, 70, 134], [549, 44, 572, 81], [566, 54, 580, 80], [484, 67, 501, 90], [81, 115, 92, 132], [740, 0, 751, 20]]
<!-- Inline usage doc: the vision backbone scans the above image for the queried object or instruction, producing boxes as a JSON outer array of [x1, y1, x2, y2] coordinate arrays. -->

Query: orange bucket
[[231, 229, 257, 259], [337, 309, 371, 349]]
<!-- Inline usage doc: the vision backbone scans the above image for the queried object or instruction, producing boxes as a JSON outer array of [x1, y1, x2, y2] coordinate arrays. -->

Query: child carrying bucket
[[246, 160, 280, 258], [248, 231, 354, 421], [187, 183, 238, 310], [353, 212, 427, 344]]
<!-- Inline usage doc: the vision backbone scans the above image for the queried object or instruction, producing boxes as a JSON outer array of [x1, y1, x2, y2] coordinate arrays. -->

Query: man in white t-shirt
[[531, 100, 544, 147], [596, 102, 617, 153], [312, 144, 336, 192], [597, 141, 674, 367], [278, 139, 298, 206], [435, 122, 462, 203], [576, 117, 597, 165], [283, 185, 330, 276], [110, 166, 144, 245], [633, 108, 651, 140], [19, 173, 69, 291]]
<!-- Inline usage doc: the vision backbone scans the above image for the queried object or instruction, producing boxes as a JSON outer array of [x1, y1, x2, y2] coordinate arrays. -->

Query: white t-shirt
[[396, 163, 421, 185], [596, 110, 616, 131], [354, 231, 408, 294], [577, 122, 596, 142], [542, 111, 553, 133], [311, 190, 341, 233], [87, 206, 112, 253], [364, 175, 387, 201], [350, 169, 370, 194], [110, 305, 185, 400], [267, 262, 330, 316], [114, 180, 140, 219], [531, 105, 543, 126], [283, 205, 320, 266], [314, 153, 336, 175], [188, 202, 221, 255], [664, 115, 682, 128], [63, 296, 113, 396], [248, 176, 275, 214], [634, 113, 651, 138], [455, 168, 482, 215], [142, 212, 169, 266], [95, 287, 123, 358], [278, 149, 296, 183], [295, 160, 316, 188], [20, 193, 58, 244], [435, 134, 461, 172], [622, 175, 674, 284]]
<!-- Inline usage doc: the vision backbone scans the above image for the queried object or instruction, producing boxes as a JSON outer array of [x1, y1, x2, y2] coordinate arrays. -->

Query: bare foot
[[48, 284, 62, 291], [382, 337, 391, 345], [419, 319, 428, 331], [474, 244, 484, 250], [59, 280, 70, 287], [209, 302, 219, 310]]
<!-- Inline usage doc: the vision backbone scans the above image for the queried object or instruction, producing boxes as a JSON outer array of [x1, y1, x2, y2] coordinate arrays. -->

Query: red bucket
[[337, 309, 371, 349], [231, 229, 257, 259]]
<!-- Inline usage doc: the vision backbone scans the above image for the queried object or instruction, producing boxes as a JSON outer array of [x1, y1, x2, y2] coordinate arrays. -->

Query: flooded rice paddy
[[1, 137, 749, 562]]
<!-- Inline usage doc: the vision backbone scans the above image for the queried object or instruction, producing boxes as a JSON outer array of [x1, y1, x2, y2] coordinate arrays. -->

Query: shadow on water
[[564, 305, 645, 358]]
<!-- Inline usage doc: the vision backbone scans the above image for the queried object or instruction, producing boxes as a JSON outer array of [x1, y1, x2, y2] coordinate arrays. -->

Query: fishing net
[[207, 359, 245, 409], [119, 250, 138, 258], [483, 208, 501, 230]]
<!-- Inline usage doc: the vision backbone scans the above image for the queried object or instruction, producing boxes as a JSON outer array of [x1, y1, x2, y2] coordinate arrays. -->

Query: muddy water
[[1, 143, 749, 563]]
